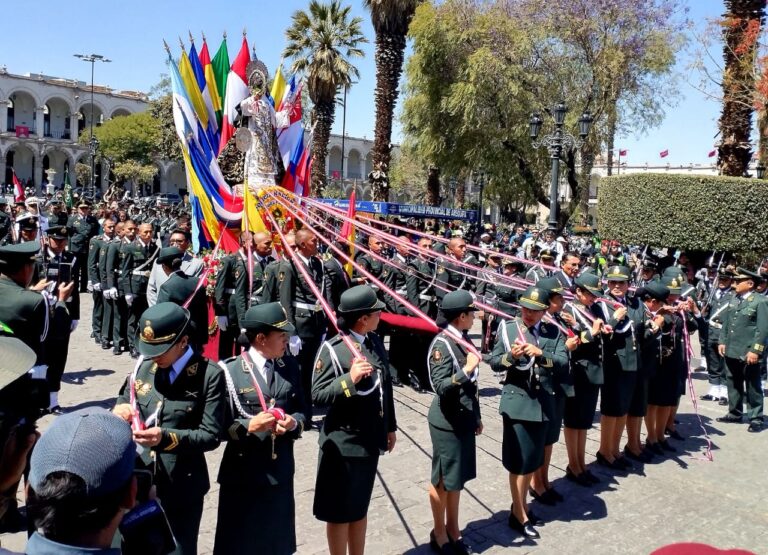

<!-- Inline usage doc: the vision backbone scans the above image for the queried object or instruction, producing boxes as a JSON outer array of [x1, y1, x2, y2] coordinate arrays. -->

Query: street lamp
[[756, 162, 766, 180], [74, 53, 111, 196], [473, 167, 486, 223], [530, 102, 593, 231]]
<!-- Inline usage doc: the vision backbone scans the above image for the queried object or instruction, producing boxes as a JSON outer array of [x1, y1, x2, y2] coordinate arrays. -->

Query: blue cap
[[29, 408, 135, 496]]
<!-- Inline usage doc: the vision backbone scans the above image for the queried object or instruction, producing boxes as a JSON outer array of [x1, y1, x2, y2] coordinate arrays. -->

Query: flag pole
[[617, 148, 621, 176]]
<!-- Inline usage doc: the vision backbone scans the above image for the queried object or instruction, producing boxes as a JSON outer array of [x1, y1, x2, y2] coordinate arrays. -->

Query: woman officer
[[491, 286, 569, 540], [426, 290, 482, 555], [214, 302, 307, 555], [312, 285, 397, 555]]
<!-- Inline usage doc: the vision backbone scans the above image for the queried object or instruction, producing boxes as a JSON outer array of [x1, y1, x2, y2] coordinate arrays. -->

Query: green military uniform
[[311, 286, 397, 524], [323, 253, 351, 313], [406, 253, 437, 391], [115, 303, 226, 555], [99, 234, 120, 349], [702, 271, 735, 397], [87, 233, 106, 343], [0, 202, 11, 245], [66, 204, 99, 292], [427, 291, 481, 492], [121, 239, 160, 357], [213, 252, 242, 360], [435, 252, 478, 301], [260, 258, 286, 305], [475, 260, 502, 353], [233, 253, 273, 324], [719, 269, 768, 429], [106, 237, 131, 353], [355, 251, 385, 297], [157, 271, 208, 349], [383, 251, 419, 386], [214, 303, 306, 555], [491, 287, 569, 474]]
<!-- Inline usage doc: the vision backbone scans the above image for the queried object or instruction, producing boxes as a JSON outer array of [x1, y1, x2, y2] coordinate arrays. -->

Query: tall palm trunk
[[311, 100, 335, 198], [426, 165, 440, 206], [718, 1, 765, 176], [370, 33, 407, 202]]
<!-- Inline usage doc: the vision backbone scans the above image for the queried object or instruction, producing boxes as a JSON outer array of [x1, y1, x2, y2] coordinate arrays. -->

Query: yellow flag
[[270, 65, 287, 110], [242, 184, 267, 233]]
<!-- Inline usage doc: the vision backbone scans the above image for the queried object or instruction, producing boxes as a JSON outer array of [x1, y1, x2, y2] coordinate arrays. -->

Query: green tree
[[388, 143, 428, 201], [363, 0, 423, 201], [283, 0, 367, 197]]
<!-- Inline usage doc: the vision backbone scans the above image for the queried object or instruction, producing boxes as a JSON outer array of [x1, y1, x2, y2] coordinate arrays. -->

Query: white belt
[[395, 288, 407, 295], [132, 270, 150, 277], [224, 288, 236, 294], [419, 294, 436, 301], [294, 301, 322, 312], [709, 322, 722, 329]]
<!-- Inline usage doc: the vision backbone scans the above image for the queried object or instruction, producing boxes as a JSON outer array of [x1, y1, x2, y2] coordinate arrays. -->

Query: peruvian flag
[[12, 171, 24, 203], [619, 149, 627, 156], [295, 146, 312, 198], [708, 149, 716, 158], [218, 36, 250, 153], [659, 149, 669, 158]]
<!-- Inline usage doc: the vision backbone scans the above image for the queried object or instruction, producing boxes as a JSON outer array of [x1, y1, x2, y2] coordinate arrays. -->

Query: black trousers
[[113, 295, 129, 349], [91, 290, 103, 338], [101, 296, 114, 342], [127, 295, 148, 350], [46, 330, 71, 392], [218, 324, 238, 361], [75, 251, 89, 292], [297, 336, 323, 422], [705, 336, 726, 386]]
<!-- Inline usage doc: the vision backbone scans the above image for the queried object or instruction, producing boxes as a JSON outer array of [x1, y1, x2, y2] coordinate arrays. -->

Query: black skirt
[[501, 416, 545, 475], [214, 482, 296, 555], [648, 362, 682, 407], [564, 372, 600, 429], [600, 362, 637, 417], [628, 375, 649, 417], [429, 424, 476, 491], [313, 443, 379, 523], [544, 393, 565, 446]]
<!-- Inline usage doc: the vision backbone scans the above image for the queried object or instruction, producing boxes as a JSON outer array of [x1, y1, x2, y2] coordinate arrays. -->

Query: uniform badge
[[136, 380, 152, 397], [437, 265, 445, 274], [433, 350, 442, 361], [186, 363, 198, 377], [530, 290, 539, 301], [235, 268, 241, 279], [142, 321, 155, 341], [382, 269, 389, 278], [315, 359, 323, 373], [279, 271, 285, 282]]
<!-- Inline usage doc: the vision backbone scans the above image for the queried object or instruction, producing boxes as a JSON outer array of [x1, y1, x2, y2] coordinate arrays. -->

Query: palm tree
[[718, 0, 766, 176], [284, 0, 366, 197], [364, 0, 423, 201]]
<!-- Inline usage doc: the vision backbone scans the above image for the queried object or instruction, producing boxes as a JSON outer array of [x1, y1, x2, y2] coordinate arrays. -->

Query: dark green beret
[[639, 281, 670, 301], [136, 302, 190, 358], [338, 285, 385, 314], [240, 302, 295, 334], [519, 286, 550, 311], [156, 247, 184, 267], [574, 273, 604, 296], [0, 241, 40, 267], [604, 265, 631, 282], [440, 290, 477, 313], [537, 277, 564, 295]]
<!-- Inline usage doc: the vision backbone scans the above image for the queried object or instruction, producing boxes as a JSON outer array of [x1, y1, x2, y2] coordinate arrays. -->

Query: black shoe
[[647, 442, 665, 456], [93, 335, 102, 344], [716, 414, 743, 423], [101, 340, 112, 350], [699, 394, 716, 401], [565, 466, 591, 487], [595, 451, 624, 470], [508, 513, 540, 539], [526, 509, 544, 526], [718, 398, 729, 406], [659, 440, 676, 453], [130, 348, 140, 359], [529, 487, 556, 506], [614, 456, 634, 470], [90, 331, 96, 339], [447, 534, 470, 555], [623, 447, 652, 463], [49, 406, 66, 416], [748, 421, 763, 433], [112, 346, 123, 356], [429, 530, 454, 554], [391, 377, 403, 388], [665, 428, 685, 440]]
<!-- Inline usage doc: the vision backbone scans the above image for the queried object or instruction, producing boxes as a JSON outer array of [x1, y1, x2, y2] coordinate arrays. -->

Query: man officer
[[717, 268, 768, 433], [66, 199, 99, 292], [87, 219, 115, 345]]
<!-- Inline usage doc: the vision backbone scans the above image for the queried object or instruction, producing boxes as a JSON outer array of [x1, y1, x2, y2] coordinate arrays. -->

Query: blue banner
[[317, 198, 477, 222]]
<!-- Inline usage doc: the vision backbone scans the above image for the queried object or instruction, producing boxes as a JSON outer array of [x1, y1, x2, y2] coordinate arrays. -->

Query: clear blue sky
[[0, 0, 731, 166]]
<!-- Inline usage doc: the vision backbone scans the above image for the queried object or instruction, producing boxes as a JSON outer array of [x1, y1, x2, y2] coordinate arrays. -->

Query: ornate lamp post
[[530, 102, 593, 231], [74, 53, 111, 196], [449, 176, 457, 208], [473, 167, 486, 223]]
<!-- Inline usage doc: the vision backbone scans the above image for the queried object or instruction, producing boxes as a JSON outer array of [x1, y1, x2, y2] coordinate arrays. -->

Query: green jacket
[[115, 351, 226, 496], [563, 301, 603, 385], [157, 271, 208, 348], [312, 333, 397, 457], [233, 254, 273, 323], [213, 253, 239, 325], [491, 317, 569, 423], [721, 291, 768, 359], [217, 352, 306, 487], [592, 294, 646, 372], [427, 329, 481, 434], [87, 235, 104, 285], [66, 213, 99, 253]]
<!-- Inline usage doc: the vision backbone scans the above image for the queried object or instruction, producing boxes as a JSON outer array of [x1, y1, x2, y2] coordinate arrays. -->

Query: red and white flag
[[218, 36, 250, 153], [659, 149, 669, 158], [12, 171, 24, 203], [708, 149, 716, 158], [619, 149, 627, 156]]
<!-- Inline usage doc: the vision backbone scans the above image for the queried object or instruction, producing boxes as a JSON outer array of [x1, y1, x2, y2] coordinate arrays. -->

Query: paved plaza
[[3, 295, 767, 554]]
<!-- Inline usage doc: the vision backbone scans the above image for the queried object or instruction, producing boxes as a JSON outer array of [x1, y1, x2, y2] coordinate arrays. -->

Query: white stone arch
[[42, 96, 72, 139], [77, 100, 107, 136], [41, 146, 69, 186], [166, 162, 186, 195], [5, 142, 37, 182], [40, 93, 75, 114], [110, 106, 133, 118], [359, 184, 372, 201], [328, 145, 342, 179], [347, 148, 362, 179], [7, 89, 39, 132], [365, 151, 373, 177]]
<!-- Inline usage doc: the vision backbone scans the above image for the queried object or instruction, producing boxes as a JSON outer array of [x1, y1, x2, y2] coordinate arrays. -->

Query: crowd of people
[[0, 193, 766, 555]]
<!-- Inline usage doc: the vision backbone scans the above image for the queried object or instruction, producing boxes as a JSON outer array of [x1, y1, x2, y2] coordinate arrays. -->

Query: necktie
[[263, 360, 273, 388]]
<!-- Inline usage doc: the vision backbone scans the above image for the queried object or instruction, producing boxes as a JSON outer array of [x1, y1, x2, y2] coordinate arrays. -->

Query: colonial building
[[0, 68, 185, 194]]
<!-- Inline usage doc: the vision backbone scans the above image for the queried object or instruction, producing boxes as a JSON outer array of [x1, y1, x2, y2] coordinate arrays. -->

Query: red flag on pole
[[12, 171, 25, 203], [659, 149, 669, 158], [708, 149, 716, 158], [619, 149, 627, 156], [218, 36, 250, 153]]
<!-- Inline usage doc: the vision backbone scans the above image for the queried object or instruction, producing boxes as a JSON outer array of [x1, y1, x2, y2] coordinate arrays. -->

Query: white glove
[[104, 287, 117, 299], [288, 335, 302, 356], [125, 294, 135, 307], [70, 320, 79, 332], [86, 281, 94, 293], [217, 316, 229, 330], [93, 282, 102, 292]]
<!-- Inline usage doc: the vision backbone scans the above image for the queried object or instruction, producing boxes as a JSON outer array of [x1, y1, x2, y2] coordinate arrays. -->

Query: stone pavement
[[3, 294, 767, 554]]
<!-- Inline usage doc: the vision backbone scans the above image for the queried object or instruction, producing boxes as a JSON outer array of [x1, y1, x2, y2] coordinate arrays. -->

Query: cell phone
[[58, 261, 72, 285], [133, 469, 153, 504], [120, 499, 177, 555]]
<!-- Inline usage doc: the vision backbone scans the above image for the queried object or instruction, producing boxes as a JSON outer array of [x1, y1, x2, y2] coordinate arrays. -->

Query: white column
[[33, 154, 43, 192], [35, 107, 44, 138], [0, 102, 8, 133], [359, 158, 365, 180], [69, 113, 79, 141]]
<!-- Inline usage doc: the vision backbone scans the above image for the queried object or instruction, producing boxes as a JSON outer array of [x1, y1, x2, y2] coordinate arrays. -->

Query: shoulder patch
[[433, 349, 442, 361], [315, 359, 323, 373], [279, 271, 285, 282], [186, 363, 198, 377]]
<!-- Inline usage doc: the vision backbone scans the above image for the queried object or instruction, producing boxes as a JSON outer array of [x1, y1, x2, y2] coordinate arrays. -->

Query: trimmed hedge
[[597, 173, 768, 254]]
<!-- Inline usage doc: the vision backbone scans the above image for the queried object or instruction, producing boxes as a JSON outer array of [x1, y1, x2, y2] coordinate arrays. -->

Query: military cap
[[518, 286, 550, 311], [440, 290, 478, 313], [503, 257, 525, 270], [45, 225, 68, 240], [662, 266, 685, 280], [661, 275, 683, 294], [571, 273, 601, 297], [732, 267, 763, 283], [604, 265, 631, 282], [717, 267, 735, 279], [338, 285, 386, 315], [487, 250, 502, 259], [638, 281, 670, 302], [29, 408, 135, 497], [156, 246, 184, 267], [136, 302, 191, 358], [240, 302, 295, 334], [0, 336, 36, 390], [537, 277, 564, 295], [16, 215, 39, 231], [0, 241, 40, 267], [47, 198, 61, 206], [642, 257, 659, 270], [539, 248, 555, 260], [24, 197, 40, 206], [78, 199, 92, 208]]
